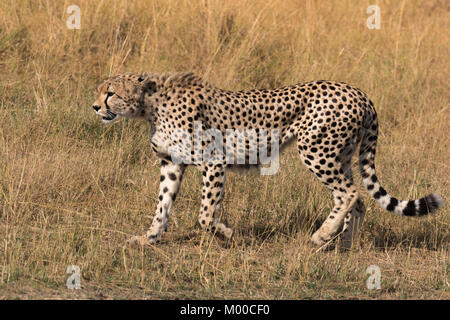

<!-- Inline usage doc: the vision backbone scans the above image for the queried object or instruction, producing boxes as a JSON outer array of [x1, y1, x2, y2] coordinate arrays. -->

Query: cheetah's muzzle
[[102, 110, 117, 123]]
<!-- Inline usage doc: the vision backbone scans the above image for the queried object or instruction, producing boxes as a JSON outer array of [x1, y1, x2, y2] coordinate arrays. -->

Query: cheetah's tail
[[358, 108, 444, 216]]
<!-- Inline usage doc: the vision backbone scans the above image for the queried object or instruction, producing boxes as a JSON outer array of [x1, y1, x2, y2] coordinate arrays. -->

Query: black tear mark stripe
[[104, 95, 111, 110]]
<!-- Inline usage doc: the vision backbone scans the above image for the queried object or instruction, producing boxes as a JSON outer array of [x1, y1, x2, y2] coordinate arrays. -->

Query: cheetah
[[91, 72, 443, 249]]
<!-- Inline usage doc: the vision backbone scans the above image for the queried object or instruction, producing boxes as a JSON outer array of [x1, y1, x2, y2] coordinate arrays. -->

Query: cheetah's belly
[[150, 127, 172, 158]]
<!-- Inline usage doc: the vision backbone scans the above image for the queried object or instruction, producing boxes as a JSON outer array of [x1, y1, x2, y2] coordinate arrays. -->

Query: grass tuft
[[0, 0, 448, 299]]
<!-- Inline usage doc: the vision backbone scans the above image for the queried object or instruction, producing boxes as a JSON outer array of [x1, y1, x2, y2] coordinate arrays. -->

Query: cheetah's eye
[[106, 92, 114, 97]]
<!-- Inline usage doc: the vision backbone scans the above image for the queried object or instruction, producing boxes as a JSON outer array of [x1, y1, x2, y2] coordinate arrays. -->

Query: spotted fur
[[92, 72, 444, 248]]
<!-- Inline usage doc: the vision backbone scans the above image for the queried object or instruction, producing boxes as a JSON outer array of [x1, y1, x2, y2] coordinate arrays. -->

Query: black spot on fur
[[161, 160, 169, 166], [168, 173, 177, 181]]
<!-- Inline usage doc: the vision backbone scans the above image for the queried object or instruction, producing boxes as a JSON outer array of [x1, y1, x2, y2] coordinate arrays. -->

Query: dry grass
[[0, 0, 449, 299]]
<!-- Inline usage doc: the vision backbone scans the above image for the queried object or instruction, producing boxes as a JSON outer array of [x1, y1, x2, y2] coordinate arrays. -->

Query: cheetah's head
[[92, 73, 157, 124]]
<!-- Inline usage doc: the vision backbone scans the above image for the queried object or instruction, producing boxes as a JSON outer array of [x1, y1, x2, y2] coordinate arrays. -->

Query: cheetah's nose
[[93, 105, 101, 112]]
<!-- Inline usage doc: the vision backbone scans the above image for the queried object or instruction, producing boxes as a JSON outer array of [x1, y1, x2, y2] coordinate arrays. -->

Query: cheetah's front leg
[[128, 160, 185, 246], [198, 164, 233, 240]]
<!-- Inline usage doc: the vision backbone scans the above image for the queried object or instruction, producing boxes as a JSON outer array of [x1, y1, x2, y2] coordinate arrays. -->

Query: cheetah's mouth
[[102, 110, 118, 123]]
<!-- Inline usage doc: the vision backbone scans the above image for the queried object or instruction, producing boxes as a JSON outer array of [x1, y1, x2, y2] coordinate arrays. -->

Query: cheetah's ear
[[141, 78, 157, 96]]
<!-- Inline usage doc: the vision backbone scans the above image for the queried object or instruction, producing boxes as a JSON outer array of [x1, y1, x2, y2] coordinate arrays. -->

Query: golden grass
[[0, 0, 448, 299]]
